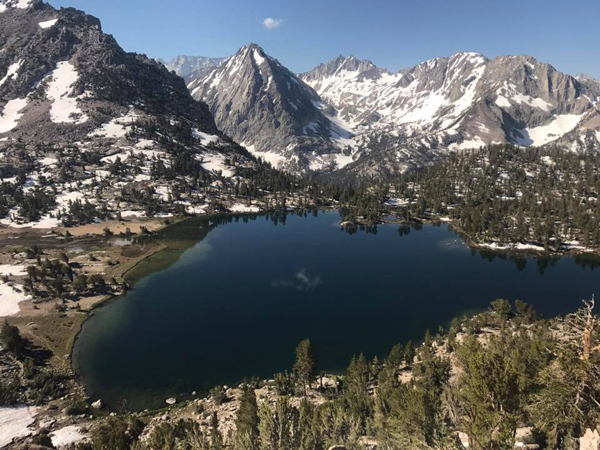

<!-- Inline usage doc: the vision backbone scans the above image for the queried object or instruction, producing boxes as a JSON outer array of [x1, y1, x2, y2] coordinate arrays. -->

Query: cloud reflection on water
[[271, 268, 322, 291]]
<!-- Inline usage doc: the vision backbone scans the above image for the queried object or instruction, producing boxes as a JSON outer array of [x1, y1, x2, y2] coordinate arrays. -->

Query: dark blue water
[[72, 211, 600, 410]]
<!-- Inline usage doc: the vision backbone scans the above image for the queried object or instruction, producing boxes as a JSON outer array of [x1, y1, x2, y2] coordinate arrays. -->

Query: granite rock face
[[188, 44, 359, 173]]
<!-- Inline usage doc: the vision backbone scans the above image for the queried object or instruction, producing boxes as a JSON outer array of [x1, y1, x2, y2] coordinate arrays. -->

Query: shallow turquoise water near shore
[[73, 211, 600, 410]]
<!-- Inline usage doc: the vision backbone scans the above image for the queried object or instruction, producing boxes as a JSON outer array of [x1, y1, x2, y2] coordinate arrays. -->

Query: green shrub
[[210, 385, 227, 405]]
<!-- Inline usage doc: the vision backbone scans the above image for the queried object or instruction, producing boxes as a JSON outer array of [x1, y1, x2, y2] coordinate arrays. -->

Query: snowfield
[[0, 279, 30, 316], [512, 114, 582, 146], [45, 61, 89, 124], [50, 425, 89, 448], [0, 406, 38, 448], [0, 97, 28, 133]]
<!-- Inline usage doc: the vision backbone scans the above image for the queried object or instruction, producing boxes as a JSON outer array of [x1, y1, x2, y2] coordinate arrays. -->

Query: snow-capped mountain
[[188, 45, 600, 178], [576, 73, 599, 84], [188, 44, 359, 172], [0, 0, 221, 144], [0, 0, 270, 227], [302, 53, 600, 179], [161, 55, 226, 79]]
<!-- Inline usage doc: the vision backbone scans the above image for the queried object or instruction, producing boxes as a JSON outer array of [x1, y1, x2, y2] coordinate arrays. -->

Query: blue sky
[[47, 0, 600, 78]]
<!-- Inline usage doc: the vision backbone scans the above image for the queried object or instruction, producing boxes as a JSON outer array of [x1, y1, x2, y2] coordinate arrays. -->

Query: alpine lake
[[72, 210, 600, 410]]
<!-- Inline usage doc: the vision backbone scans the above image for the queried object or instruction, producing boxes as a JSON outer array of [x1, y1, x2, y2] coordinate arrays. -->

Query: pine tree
[[235, 385, 260, 450], [293, 339, 316, 395]]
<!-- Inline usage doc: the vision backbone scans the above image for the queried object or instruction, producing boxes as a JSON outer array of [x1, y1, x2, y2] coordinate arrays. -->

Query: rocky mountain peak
[[301, 51, 600, 179], [188, 44, 359, 172], [302, 55, 381, 84], [0, 0, 281, 230], [162, 55, 226, 79], [576, 73, 599, 83], [0, 0, 222, 146]]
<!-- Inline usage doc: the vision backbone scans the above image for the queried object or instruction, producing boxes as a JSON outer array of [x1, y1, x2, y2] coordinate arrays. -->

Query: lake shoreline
[[3, 207, 600, 417], [375, 212, 600, 258], [72, 210, 600, 412], [71, 209, 600, 406]]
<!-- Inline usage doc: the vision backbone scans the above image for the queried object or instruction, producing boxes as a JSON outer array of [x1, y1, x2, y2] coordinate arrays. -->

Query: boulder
[[581, 429, 600, 450], [166, 397, 177, 405], [457, 431, 469, 449]]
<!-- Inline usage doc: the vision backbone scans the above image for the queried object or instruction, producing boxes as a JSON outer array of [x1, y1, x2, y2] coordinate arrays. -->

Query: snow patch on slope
[[0, 406, 37, 447], [50, 425, 89, 448], [0, 265, 27, 276], [253, 49, 266, 66], [242, 142, 287, 169], [0, 60, 23, 87], [0, 279, 30, 316], [45, 61, 88, 124], [199, 152, 234, 177], [0, 98, 28, 133], [192, 129, 220, 145], [0, 0, 33, 12], [512, 115, 582, 146], [496, 82, 553, 111], [495, 95, 511, 108], [230, 203, 260, 213], [89, 109, 138, 139], [449, 137, 486, 151], [39, 18, 58, 28]]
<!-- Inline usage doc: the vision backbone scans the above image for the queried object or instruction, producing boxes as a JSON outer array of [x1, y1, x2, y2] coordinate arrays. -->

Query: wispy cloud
[[262, 17, 283, 30], [271, 268, 322, 292]]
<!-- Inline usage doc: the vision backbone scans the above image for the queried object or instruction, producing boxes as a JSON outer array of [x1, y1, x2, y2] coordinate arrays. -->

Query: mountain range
[[1, 0, 599, 189], [189, 45, 600, 179]]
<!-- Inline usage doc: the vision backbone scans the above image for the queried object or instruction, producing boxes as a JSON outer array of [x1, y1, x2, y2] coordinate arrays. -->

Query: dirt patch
[[57, 218, 168, 237]]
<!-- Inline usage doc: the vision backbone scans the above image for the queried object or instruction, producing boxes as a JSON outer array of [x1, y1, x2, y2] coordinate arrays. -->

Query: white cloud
[[262, 17, 283, 30]]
